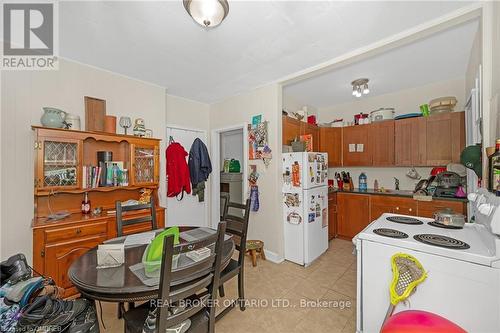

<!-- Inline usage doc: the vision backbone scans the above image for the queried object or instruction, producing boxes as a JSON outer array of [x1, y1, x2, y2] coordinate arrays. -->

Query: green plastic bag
[[228, 159, 241, 173], [143, 227, 180, 276]]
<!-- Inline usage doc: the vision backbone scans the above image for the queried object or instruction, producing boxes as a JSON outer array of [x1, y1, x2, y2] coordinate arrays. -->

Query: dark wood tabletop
[[68, 227, 234, 302]]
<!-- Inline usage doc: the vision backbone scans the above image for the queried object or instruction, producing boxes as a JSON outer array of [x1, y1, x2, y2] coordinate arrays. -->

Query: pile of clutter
[[0, 254, 99, 333]]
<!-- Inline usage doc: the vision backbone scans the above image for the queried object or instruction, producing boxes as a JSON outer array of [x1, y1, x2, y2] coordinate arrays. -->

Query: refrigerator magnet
[[308, 213, 315, 223]]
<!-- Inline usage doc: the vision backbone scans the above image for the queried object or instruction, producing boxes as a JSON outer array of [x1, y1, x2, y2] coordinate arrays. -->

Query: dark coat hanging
[[188, 138, 212, 187]]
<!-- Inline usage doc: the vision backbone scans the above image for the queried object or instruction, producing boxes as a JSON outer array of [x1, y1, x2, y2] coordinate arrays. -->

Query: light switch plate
[[357, 144, 364, 152], [349, 144, 356, 152]]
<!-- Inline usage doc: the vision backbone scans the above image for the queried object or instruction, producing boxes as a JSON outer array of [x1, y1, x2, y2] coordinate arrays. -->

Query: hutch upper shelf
[[32, 126, 161, 196]]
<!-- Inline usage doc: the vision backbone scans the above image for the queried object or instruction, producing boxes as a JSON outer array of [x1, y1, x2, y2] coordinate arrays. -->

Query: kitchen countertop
[[328, 187, 468, 202]]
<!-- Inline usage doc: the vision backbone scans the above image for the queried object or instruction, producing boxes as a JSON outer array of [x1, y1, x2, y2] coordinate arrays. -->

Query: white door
[[166, 126, 208, 227], [304, 186, 328, 265]]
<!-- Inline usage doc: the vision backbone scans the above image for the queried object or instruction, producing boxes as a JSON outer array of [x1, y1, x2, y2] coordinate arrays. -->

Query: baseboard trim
[[263, 249, 284, 264]]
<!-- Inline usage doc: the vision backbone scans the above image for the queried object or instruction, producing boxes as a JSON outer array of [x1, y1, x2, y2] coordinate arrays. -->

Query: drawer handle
[[395, 207, 400, 211], [76, 228, 82, 235], [409, 208, 413, 212]]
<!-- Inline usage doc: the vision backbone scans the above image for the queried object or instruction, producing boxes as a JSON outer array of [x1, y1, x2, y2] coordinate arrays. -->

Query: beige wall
[[166, 94, 210, 130], [490, 1, 500, 142], [210, 84, 284, 260], [0, 59, 167, 263], [465, 27, 482, 95], [317, 77, 466, 123]]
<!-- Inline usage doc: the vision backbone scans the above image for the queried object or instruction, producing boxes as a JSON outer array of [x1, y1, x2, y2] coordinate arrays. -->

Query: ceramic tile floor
[[98, 239, 357, 333]]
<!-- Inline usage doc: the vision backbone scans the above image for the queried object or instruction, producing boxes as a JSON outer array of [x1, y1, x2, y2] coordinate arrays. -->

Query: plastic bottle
[[359, 172, 368, 192], [112, 163, 120, 187]]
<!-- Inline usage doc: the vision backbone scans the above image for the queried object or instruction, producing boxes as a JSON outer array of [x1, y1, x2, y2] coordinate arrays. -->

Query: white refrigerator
[[282, 152, 329, 266]]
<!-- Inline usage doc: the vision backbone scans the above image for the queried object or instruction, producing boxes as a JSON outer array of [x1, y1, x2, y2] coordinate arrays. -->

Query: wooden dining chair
[[115, 197, 157, 237], [216, 198, 251, 321], [123, 222, 227, 333], [220, 192, 230, 221], [115, 197, 158, 318]]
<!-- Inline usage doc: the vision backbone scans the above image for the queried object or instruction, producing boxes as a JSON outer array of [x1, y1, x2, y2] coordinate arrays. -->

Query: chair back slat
[[156, 222, 227, 333], [220, 192, 230, 221], [224, 199, 251, 262], [121, 215, 153, 226], [115, 197, 157, 237]]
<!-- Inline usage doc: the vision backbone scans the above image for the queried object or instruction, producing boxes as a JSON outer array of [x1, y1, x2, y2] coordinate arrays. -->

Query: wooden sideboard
[[31, 126, 165, 298]]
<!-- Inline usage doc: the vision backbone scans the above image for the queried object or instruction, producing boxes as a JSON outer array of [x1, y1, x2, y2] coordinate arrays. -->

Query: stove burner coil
[[427, 221, 463, 230], [373, 228, 409, 239], [387, 216, 424, 225], [413, 234, 470, 249]]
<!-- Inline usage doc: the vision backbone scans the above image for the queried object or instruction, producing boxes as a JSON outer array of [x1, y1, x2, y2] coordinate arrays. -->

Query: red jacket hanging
[[166, 142, 191, 198]]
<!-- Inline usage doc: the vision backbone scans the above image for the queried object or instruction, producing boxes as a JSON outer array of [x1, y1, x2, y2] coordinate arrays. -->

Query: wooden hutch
[[31, 126, 165, 297]]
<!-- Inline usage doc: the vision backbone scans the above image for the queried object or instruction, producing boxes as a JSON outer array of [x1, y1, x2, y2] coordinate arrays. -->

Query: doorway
[[211, 124, 248, 228], [166, 125, 209, 227]]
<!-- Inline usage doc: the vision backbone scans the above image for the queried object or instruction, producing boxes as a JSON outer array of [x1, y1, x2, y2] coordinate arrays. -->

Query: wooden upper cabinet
[[319, 128, 342, 166], [342, 125, 372, 166], [395, 117, 427, 166], [131, 144, 160, 186], [35, 136, 83, 192], [425, 112, 465, 166], [371, 121, 395, 166], [282, 116, 302, 145]]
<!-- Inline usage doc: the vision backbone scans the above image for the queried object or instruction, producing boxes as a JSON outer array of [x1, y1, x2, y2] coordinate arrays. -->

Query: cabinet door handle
[[409, 208, 413, 212], [76, 228, 82, 235]]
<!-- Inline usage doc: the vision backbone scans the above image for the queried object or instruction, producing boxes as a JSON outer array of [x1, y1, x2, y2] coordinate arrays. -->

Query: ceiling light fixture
[[351, 78, 370, 98], [183, 0, 229, 28]]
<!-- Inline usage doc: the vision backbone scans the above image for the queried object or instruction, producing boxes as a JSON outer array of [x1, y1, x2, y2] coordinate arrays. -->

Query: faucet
[[394, 177, 400, 191]]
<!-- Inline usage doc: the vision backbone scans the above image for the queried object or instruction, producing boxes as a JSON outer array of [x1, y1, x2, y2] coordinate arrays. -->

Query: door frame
[[210, 123, 249, 228]]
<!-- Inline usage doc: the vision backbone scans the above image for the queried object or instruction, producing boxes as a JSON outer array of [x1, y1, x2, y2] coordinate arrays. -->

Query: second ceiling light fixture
[[351, 78, 370, 98]]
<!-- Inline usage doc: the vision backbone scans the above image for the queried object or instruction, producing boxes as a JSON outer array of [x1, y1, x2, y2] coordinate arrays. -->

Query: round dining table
[[68, 227, 235, 303]]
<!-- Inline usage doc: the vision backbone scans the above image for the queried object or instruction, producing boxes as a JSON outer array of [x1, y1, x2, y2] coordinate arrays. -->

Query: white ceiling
[[59, 1, 475, 104], [283, 19, 479, 109]]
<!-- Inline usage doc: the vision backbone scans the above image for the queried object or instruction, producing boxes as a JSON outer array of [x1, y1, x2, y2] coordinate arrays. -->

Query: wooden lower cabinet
[[336, 193, 467, 239], [45, 235, 107, 298], [417, 200, 466, 218], [33, 207, 165, 298], [328, 193, 338, 240], [337, 193, 370, 239], [370, 195, 417, 220]]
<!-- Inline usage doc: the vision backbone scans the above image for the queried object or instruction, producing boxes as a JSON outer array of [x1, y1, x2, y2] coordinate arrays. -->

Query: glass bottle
[[81, 192, 91, 214]]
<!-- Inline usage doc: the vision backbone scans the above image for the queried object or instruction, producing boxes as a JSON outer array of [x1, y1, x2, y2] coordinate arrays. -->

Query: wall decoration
[[252, 114, 262, 125], [248, 165, 260, 212], [248, 121, 268, 160]]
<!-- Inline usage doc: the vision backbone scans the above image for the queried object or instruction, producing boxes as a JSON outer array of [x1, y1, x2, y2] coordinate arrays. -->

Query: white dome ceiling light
[[351, 78, 370, 98], [183, 0, 229, 28]]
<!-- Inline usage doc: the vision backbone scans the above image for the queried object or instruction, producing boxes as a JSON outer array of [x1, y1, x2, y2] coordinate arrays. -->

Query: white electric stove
[[355, 189, 500, 333]]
